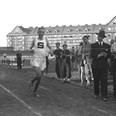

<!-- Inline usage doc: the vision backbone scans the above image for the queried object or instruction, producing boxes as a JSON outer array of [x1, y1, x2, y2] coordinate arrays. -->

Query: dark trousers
[[45, 57, 49, 74], [17, 61, 22, 69], [62, 60, 71, 79], [92, 62, 108, 98], [55, 58, 62, 78], [111, 59, 116, 96]]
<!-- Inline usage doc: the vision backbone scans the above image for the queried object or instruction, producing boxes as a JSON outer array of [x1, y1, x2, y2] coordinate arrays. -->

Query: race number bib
[[37, 42, 44, 48]]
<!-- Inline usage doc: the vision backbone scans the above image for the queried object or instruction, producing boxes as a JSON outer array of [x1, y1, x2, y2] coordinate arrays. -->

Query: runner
[[29, 27, 53, 96]]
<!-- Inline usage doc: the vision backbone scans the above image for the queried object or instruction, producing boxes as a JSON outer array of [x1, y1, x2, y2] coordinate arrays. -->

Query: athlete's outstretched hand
[[29, 49, 34, 53]]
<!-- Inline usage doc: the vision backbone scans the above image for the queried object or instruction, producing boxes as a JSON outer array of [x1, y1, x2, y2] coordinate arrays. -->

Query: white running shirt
[[33, 37, 49, 60], [30, 37, 50, 70]]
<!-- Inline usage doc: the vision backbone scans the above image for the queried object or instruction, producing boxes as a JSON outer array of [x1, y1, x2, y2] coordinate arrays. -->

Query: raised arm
[[78, 46, 82, 56], [46, 38, 53, 55], [46, 38, 52, 50], [29, 39, 35, 50]]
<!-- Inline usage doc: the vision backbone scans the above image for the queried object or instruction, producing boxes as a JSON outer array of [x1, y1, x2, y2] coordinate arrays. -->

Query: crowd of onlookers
[[52, 29, 116, 102], [1, 51, 25, 69], [52, 36, 92, 85]]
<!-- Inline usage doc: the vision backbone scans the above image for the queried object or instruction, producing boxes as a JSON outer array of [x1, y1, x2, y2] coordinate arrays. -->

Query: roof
[[7, 24, 107, 36], [8, 16, 116, 36], [19, 26, 35, 35], [107, 16, 116, 25]]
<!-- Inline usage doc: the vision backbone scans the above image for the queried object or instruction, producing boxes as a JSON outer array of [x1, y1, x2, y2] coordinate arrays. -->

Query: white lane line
[[26, 73, 114, 115], [92, 106, 109, 114], [0, 84, 42, 116], [40, 85, 52, 91], [59, 90, 115, 116], [6, 70, 115, 116], [39, 85, 114, 116]]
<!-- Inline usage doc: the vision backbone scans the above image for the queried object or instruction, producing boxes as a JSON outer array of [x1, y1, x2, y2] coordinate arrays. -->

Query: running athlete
[[29, 27, 52, 96]]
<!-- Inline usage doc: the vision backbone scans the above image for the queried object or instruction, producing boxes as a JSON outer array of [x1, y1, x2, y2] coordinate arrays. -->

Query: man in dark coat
[[90, 29, 111, 102], [53, 42, 62, 79], [16, 50, 22, 69]]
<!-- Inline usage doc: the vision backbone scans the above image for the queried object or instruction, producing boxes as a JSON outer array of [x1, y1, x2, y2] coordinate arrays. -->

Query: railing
[[0, 58, 29, 67]]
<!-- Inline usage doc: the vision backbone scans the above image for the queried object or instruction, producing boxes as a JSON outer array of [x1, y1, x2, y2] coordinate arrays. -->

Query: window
[[85, 28, 88, 31], [55, 30, 57, 33], [76, 29, 79, 32], [67, 29, 70, 32], [46, 30, 49, 33], [108, 27, 111, 31]]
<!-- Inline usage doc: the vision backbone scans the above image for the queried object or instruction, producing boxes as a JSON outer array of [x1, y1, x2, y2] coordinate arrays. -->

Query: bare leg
[[29, 73, 38, 90], [33, 66, 43, 96]]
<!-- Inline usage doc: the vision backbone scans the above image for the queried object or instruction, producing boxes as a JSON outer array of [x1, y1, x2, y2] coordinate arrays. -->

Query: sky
[[0, 0, 116, 47]]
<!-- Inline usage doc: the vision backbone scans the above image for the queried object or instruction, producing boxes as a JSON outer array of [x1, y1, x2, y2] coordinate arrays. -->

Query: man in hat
[[53, 42, 63, 80], [62, 43, 71, 83], [90, 29, 111, 102]]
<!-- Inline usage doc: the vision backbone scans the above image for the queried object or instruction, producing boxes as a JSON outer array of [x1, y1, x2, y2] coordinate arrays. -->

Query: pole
[[61, 25, 65, 45]]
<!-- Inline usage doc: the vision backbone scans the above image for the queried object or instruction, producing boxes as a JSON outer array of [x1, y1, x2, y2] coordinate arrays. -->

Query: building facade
[[7, 16, 116, 51]]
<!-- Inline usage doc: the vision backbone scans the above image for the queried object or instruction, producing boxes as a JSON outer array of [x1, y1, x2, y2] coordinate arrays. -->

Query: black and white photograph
[[0, 0, 116, 116]]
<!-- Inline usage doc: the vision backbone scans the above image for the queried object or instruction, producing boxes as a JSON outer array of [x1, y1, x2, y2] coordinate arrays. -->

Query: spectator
[[90, 29, 111, 102], [2, 52, 7, 65], [62, 43, 71, 83], [78, 35, 92, 86], [109, 39, 115, 74], [70, 46, 76, 70], [53, 42, 62, 80], [111, 38, 116, 98], [16, 50, 22, 69], [75, 42, 83, 78]]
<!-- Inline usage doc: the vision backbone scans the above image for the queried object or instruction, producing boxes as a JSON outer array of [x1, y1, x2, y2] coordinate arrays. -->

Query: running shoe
[[33, 92, 40, 97]]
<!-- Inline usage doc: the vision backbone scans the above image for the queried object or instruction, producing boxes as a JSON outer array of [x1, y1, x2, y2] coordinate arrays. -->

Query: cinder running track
[[0, 66, 116, 116]]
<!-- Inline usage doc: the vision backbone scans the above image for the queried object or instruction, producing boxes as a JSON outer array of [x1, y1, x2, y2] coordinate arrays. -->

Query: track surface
[[0, 66, 116, 116]]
